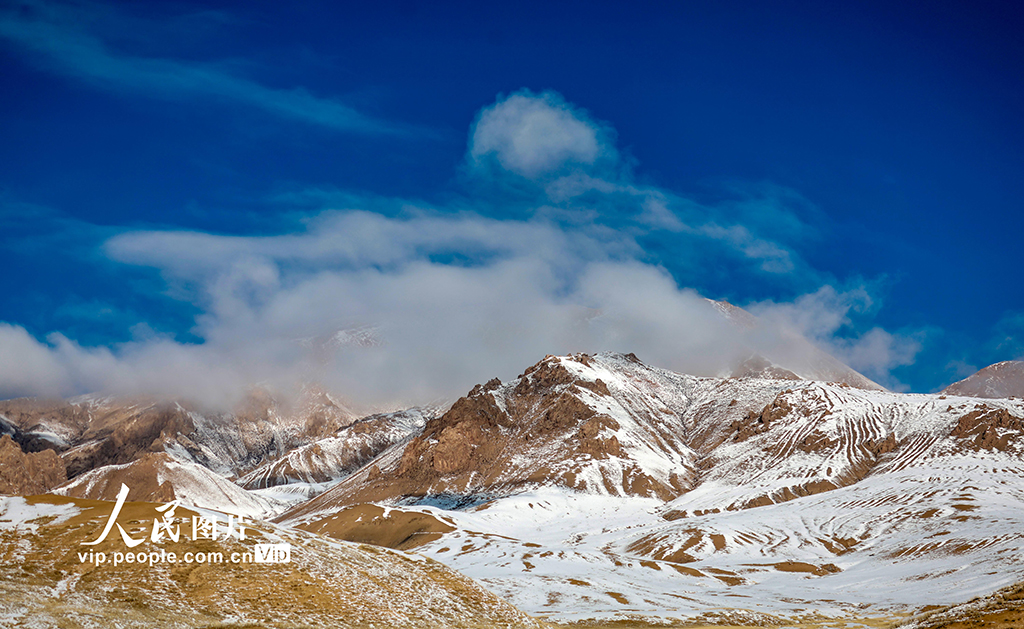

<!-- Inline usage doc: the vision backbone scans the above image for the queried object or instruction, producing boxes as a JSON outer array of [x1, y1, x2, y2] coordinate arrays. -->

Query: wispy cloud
[[467, 89, 810, 275], [0, 0, 418, 136]]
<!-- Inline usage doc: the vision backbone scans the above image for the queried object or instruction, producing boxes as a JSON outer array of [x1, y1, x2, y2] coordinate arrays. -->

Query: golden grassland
[[0, 494, 543, 628]]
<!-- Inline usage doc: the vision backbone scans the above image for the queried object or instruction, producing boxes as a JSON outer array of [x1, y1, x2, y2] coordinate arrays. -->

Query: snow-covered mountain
[[286, 351, 929, 516], [0, 384, 358, 480], [238, 408, 431, 490], [277, 352, 1024, 623]]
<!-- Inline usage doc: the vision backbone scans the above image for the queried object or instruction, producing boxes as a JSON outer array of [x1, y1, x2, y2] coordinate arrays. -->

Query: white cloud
[[833, 327, 920, 386], [0, 324, 71, 399], [4, 210, 915, 408], [464, 92, 812, 275], [469, 89, 617, 179]]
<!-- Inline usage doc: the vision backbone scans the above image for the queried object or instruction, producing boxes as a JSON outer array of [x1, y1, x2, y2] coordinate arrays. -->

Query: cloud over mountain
[[0, 91, 920, 407]]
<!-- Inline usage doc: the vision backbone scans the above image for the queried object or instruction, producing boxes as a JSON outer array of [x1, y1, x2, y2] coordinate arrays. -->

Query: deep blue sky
[[1, 0, 1022, 396]]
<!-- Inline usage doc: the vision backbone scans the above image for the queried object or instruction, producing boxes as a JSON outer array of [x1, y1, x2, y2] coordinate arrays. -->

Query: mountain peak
[[942, 360, 1024, 399]]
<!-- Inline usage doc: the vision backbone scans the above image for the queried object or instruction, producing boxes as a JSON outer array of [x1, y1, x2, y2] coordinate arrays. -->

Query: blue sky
[[0, 0, 1022, 404]]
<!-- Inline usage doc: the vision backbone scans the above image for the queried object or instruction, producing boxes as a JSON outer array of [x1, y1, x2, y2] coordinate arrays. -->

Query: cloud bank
[[0, 89, 921, 408]]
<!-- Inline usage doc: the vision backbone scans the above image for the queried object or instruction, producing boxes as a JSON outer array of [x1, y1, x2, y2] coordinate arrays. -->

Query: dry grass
[[294, 502, 455, 550], [0, 494, 545, 628]]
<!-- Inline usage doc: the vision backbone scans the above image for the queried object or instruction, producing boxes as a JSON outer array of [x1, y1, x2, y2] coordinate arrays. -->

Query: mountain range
[[1, 305, 1023, 626]]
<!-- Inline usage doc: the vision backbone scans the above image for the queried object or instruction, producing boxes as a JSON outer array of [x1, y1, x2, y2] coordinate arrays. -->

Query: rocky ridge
[[0, 384, 358, 482], [0, 434, 66, 495], [288, 352, 1024, 520]]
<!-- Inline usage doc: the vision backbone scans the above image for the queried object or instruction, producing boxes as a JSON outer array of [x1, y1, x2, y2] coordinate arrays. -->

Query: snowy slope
[[400, 453, 1024, 623], [54, 453, 286, 518]]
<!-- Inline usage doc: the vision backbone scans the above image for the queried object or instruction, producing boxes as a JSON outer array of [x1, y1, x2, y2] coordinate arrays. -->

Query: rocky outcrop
[[731, 354, 801, 381], [951, 405, 1024, 451], [373, 356, 629, 499], [729, 393, 795, 442], [398, 392, 512, 479], [0, 435, 66, 495]]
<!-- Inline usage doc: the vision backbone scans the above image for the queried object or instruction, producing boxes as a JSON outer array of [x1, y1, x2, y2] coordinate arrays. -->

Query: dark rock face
[[730, 393, 794, 442], [61, 403, 197, 479], [0, 435, 66, 495], [398, 393, 509, 478], [393, 358, 616, 491]]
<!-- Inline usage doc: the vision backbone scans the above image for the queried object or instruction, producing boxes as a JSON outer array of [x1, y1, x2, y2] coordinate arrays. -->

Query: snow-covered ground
[[402, 454, 1024, 623]]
